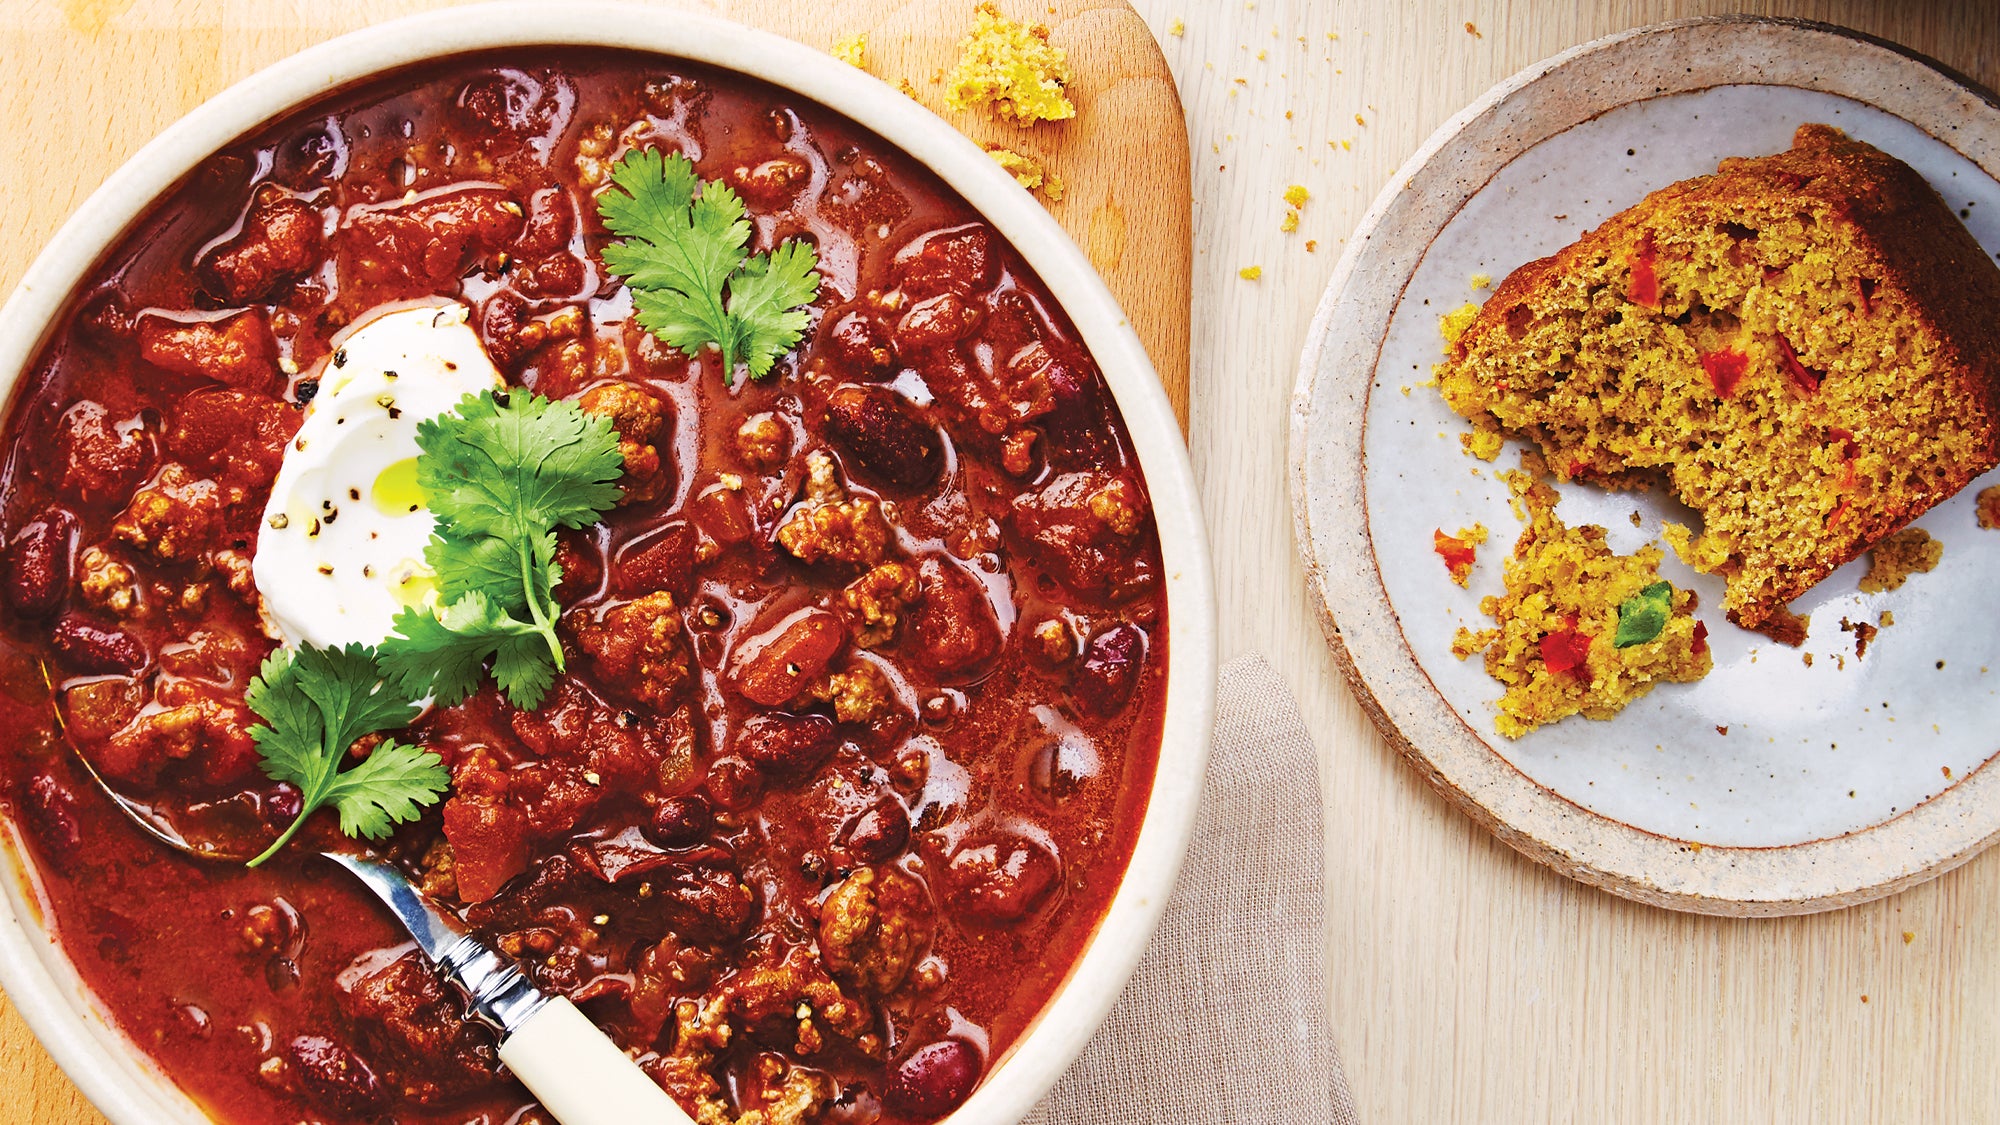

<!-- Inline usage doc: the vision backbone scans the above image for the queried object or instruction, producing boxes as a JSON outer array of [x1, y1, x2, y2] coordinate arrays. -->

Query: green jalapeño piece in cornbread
[[1438, 125, 2000, 629], [1454, 469, 1712, 738]]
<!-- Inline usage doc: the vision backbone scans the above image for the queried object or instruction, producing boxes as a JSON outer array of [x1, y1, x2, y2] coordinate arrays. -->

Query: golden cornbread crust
[[1437, 125, 2000, 628], [1453, 470, 1712, 738]]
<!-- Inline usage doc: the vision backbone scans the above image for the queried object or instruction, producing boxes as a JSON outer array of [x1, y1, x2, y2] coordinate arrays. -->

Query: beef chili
[[0, 50, 1167, 1125]]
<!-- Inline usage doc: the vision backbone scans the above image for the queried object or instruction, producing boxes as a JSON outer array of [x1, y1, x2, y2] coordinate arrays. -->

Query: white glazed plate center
[[1367, 84, 2000, 848]]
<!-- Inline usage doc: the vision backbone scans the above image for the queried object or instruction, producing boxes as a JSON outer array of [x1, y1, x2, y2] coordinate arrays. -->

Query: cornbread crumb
[[1438, 302, 1480, 345], [1280, 210, 1299, 233], [1839, 615, 1880, 658], [1239, 266, 1263, 281], [1433, 523, 1489, 586], [1978, 484, 2000, 528], [1169, 18, 1185, 36], [1460, 425, 1504, 461], [1470, 272, 1492, 290], [1437, 125, 2000, 629], [1284, 184, 1310, 208], [830, 33, 868, 68], [1458, 468, 1711, 737], [1859, 527, 1941, 592], [986, 146, 1053, 196], [1305, 239, 1318, 253], [1466, 21, 1483, 37], [946, 3, 1076, 126]]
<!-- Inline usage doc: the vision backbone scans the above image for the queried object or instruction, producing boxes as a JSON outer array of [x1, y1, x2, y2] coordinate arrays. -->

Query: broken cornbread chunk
[[1455, 469, 1712, 738], [946, 2, 1076, 125], [1859, 526, 1942, 592], [1436, 125, 2000, 629]]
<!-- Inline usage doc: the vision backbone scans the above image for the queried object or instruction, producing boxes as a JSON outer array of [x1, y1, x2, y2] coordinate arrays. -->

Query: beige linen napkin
[[1024, 654, 1360, 1125]]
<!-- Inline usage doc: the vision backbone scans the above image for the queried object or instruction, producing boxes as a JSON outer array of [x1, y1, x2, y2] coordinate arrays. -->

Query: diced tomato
[[442, 797, 528, 903], [1627, 235, 1659, 308], [1691, 620, 1709, 657], [1698, 348, 1748, 398], [1433, 529, 1477, 584], [1540, 627, 1593, 674], [1775, 335, 1821, 395]]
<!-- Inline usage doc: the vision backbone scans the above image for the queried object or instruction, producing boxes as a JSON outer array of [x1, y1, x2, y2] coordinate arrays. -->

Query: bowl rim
[[0, 5, 1217, 1123]]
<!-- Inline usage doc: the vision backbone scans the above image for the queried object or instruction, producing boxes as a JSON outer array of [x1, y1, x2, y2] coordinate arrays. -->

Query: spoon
[[46, 674, 694, 1125]]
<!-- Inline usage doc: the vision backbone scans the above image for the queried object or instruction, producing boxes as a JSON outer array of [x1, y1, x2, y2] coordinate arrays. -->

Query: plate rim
[[1288, 14, 2000, 917]]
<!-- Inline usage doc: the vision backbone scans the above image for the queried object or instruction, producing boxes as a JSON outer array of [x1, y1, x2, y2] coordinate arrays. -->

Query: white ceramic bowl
[[0, 5, 1217, 1122]]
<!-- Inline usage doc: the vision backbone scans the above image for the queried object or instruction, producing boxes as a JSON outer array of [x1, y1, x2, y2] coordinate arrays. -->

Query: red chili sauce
[[0, 50, 1166, 1125]]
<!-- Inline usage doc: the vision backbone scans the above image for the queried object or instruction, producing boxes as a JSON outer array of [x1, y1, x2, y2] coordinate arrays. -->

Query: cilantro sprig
[[245, 644, 446, 868], [377, 389, 624, 710], [599, 148, 822, 385], [1613, 581, 1675, 648]]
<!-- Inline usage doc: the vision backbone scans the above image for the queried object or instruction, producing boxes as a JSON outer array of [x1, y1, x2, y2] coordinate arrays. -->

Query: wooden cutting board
[[0, 1, 1190, 1121]]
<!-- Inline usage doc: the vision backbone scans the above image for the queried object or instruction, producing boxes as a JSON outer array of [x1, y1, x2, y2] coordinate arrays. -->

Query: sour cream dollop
[[253, 302, 503, 649]]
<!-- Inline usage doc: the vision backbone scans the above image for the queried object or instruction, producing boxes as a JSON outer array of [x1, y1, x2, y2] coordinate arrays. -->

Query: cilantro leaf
[[377, 595, 539, 706], [416, 392, 624, 543], [600, 147, 822, 384], [378, 391, 620, 711], [1613, 581, 1675, 648], [730, 240, 823, 380], [244, 644, 443, 867], [325, 740, 451, 839]]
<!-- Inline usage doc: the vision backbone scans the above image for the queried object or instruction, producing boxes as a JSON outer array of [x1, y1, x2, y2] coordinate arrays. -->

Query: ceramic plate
[[1291, 16, 2000, 915]]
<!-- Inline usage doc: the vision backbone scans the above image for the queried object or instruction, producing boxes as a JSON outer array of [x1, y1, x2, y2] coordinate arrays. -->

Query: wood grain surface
[[10, 1, 2000, 1125], [0, 1, 1187, 1122]]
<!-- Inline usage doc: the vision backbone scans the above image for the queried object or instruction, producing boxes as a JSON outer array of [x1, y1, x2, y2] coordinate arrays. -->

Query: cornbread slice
[[1438, 125, 2000, 628], [1454, 470, 1711, 738]]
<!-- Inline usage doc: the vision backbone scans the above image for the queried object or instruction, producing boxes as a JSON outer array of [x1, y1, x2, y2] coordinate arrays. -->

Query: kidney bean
[[732, 609, 846, 706], [286, 1034, 385, 1113], [51, 613, 146, 675], [21, 773, 83, 873], [819, 309, 895, 380], [648, 793, 712, 846], [841, 797, 911, 863], [886, 1038, 983, 1117], [1075, 624, 1146, 716], [5, 508, 77, 617], [909, 557, 1002, 674], [735, 712, 838, 775], [949, 835, 1060, 924], [824, 386, 941, 489]]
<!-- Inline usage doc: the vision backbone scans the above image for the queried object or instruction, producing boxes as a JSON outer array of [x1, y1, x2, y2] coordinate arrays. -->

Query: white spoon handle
[[497, 996, 696, 1125]]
